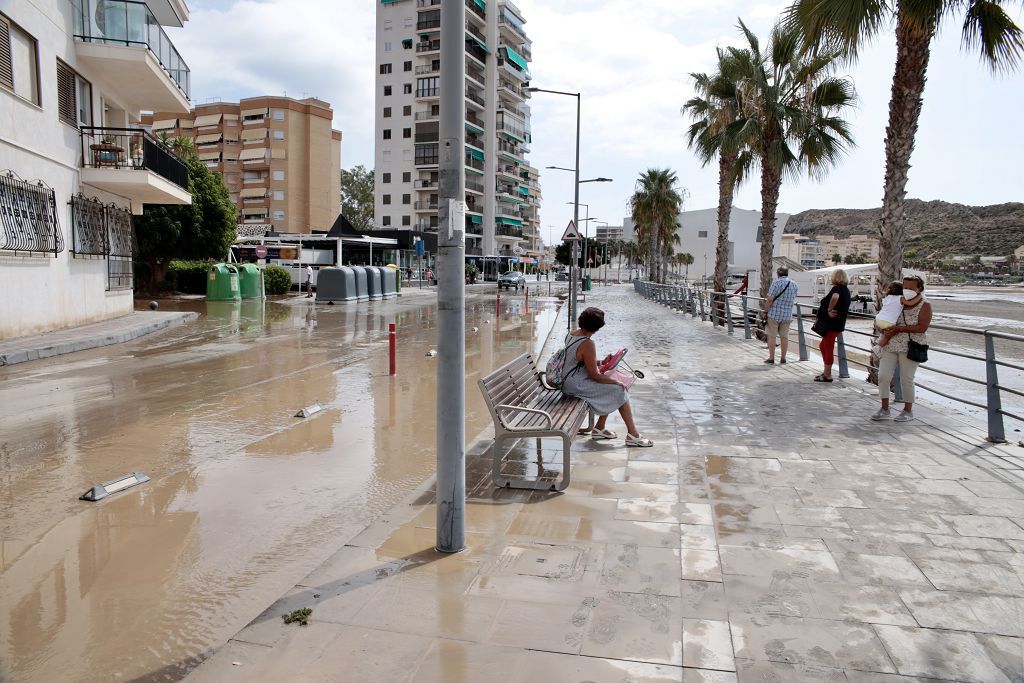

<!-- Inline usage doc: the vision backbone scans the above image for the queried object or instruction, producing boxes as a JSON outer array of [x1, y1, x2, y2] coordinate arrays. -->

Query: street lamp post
[[594, 220, 609, 285]]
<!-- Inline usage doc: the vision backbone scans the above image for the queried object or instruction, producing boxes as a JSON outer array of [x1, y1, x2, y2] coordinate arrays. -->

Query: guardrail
[[633, 280, 1024, 443]]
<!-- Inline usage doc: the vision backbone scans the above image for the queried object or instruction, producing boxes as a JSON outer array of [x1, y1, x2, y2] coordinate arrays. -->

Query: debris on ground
[[281, 607, 312, 626]]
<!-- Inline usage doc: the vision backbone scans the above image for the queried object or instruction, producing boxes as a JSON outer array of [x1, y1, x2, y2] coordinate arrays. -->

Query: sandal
[[591, 428, 617, 440], [625, 434, 654, 447], [813, 374, 833, 383], [577, 427, 594, 435]]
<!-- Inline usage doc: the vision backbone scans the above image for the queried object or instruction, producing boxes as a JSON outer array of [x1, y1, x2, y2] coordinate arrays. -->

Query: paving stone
[[898, 587, 1024, 637], [682, 668, 737, 683], [926, 533, 1014, 551], [874, 624, 1022, 682], [718, 545, 841, 580], [515, 651, 684, 682], [723, 574, 817, 619], [680, 580, 727, 620], [680, 524, 719, 551], [730, 614, 895, 672], [914, 558, 1024, 595], [839, 508, 954, 535], [832, 552, 932, 587], [683, 619, 734, 671], [600, 544, 681, 596], [681, 549, 723, 582], [808, 582, 917, 626], [734, 659, 847, 682], [582, 590, 683, 666], [940, 514, 1024, 540], [487, 598, 594, 654], [961, 481, 1024, 499]]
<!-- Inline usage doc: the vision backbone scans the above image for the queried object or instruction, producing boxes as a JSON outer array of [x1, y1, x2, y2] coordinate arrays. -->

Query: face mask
[[903, 289, 918, 299]]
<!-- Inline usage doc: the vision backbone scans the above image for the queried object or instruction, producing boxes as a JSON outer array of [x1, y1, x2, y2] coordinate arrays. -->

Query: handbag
[[899, 311, 929, 363], [811, 319, 827, 336]]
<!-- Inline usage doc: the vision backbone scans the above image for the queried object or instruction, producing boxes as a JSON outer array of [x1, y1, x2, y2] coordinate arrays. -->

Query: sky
[[170, 0, 1024, 246]]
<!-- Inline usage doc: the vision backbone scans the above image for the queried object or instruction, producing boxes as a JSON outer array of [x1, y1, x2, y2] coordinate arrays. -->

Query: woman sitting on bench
[[559, 307, 653, 447]]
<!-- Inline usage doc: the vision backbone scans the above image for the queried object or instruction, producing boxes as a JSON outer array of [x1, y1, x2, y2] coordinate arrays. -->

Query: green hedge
[[165, 260, 213, 294], [264, 265, 292, 295]]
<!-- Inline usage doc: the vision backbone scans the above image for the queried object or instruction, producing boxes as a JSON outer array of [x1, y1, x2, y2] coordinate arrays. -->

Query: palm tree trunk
[[713, 151, 737, 325], [876, 10, 934, 304], [758, 155, 782, 302]]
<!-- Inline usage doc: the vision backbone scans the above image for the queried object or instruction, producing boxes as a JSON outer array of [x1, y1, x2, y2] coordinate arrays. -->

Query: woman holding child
[[872, 275, 932, 423]]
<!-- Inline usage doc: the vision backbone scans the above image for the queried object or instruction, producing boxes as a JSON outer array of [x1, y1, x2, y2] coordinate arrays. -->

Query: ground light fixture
[[80, 472, 151, 501]]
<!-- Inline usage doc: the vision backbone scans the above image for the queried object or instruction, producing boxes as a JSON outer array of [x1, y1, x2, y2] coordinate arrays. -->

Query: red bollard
[[388, 322, 396, 376], [496, 293, 501, 316], [524, 286, 529, 306]]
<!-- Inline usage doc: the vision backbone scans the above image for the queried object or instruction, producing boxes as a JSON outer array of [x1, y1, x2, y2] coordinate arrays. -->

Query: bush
[[264, 265, 293, 295], [166, 259, 213, 294]]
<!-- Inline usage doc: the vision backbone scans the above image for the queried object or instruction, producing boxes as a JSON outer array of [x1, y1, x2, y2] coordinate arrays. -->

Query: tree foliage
[[629, 168, 686, 283], [555, 238, 610, 267], [135, 152, 237, 292], [341, 165, 375, 232]]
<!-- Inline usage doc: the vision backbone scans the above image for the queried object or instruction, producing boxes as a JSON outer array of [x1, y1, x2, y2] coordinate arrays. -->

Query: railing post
[[984, 332, 1006, 442], [725, 294, 734, 335], [698, 291, 707, 322], [691, 290, 698, 318], [796, 304, 809, 361], [836, 333, 850, 378], [742, 294, 751, 339]]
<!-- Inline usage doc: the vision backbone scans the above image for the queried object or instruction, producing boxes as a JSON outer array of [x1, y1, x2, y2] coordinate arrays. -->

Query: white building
[[779, 233, 827, 269], [1, 0, 193, 339], [623, 206, 789, 280], [373, 0, 540, 263]]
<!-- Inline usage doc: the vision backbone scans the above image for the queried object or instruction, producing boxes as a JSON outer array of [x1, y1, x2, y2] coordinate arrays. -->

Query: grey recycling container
[[376, 267, 397, 299], [315, 267, 358, 303], [351, 266, 369, 301]]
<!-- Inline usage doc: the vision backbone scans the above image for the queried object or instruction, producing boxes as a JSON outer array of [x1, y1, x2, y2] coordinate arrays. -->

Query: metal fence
[[634, 280, 1024, 443], [0, 172, 64, 256]]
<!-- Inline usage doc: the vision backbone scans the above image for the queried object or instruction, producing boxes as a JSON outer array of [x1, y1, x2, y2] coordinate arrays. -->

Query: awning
[[496, 217, 523, 226], [151, 119, 176, 130], [195, 133, 222, 144], [198, 151, 221, 160], [467, 148, 484, 161], [465, 121, 484, 134], [502, 46, 529, 71], [241, 128, 267, 141], [240, 188, 266, 198], [193, 113, 222, 127], [177, 119, 194, 128], [473, 0, 485, 9], [239, 148, 266, 160], [467, 35, 489, 53], [223, 133, 239, 142], [241, 107, 268, 117], [469, 214, 483, 224], [518, 186, 530, 195]]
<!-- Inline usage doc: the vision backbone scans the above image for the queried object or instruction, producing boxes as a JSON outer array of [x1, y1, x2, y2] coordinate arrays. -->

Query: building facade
[[373, 0, 540, 261], [816, 233, 880, 262], [1, 0, 193, 339], [779, 233, 827, 269], [143, 96, 342, 234]]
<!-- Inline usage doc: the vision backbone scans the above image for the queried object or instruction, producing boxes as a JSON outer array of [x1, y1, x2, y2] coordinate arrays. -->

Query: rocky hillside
[[786, 199, 1024, 258]]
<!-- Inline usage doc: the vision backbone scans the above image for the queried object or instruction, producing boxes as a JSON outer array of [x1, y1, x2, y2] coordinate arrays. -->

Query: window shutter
[[0, 17, 13, 90], [56, 59, 77, 126]]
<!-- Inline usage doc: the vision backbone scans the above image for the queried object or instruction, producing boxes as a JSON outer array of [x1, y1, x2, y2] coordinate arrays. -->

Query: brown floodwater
[[0, 290, 560, 682]]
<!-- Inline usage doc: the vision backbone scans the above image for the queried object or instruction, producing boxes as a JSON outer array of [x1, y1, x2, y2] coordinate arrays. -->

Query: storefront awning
[[193, 113, 222, 127], [518, 186, 530, 195], [239, 188, 267, 198], [238, 148, 266, 160]]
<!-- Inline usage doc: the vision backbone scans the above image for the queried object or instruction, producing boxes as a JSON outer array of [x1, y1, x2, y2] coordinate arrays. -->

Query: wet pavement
[[0, 288, 562, 682], [188, 285, 1024, 683]]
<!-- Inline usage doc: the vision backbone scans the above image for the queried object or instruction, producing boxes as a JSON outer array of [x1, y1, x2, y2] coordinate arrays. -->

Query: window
[[383, 129, 391, 140], [384, 41, 392, 52], [384, 85, 392, 96], [382, 215, 391, 226], [402, 105, 411, 116], [402, 193, 410, 204], [403, 83, 412, 95], [403, 61, 412, 72], [273, 130, 284, 140], [273, 210, 285, 220], [273, 190, 284, 200], [1, 14, 40, 105], [416, 77, 438, 97], [383, 19, 392, 30], [415, 144, 438, 166], [272, 109, 284, 120], [402, 38, 412, 49], [402, 149, 412, 161], [382, 172, 391, 183], [272, 170, 285, 181], [698, 230, 708, 238], [403, 16, 413, 27], [383, 106, 392, 118], [402, 127, 411, 139], [383, 194, 391, 205], [402, 215, 410, 226], [56, 59, 90, 127], [402, 172, 411, 183], [379, 63, 392, 75], [382, 150, 392, 162]]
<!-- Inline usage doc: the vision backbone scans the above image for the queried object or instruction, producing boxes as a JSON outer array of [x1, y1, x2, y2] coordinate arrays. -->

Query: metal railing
[[633, 280, 1024, 443], [416, 40, 441, 53], [414, 200, 437, 210], [414, 110, 438, 121], [0, 172, 64, 255], [415, 64, 439, 75], [416, 17, 440, 30], [466, 0, 486, 21], [73, 0, 190, 99], [466, 179, 484, 193], [80, 126, 188, 190], [464, 155, 484, 171], [465, 89, 485, 106], [416, 87, 440, 98], [417, 0, 441, 7]]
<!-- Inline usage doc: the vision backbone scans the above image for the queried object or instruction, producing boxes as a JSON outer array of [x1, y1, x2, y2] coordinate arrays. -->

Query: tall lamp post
[[594, 220, 609, 285]]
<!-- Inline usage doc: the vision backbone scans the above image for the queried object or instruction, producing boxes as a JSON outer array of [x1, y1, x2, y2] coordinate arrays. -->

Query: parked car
[[498, 270, 526, 290], [555, 271, 569, 282]]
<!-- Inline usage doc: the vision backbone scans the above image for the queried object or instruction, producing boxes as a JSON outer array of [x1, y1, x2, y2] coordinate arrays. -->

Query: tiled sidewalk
[[187, 286, 1024, 683]]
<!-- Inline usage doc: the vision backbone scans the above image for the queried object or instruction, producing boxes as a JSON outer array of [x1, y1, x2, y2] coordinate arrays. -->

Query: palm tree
[[684, 49, 750, 298], [785, 1, 1024, 301], [679, 252, 695, 280], [629, 169, 685, 284], [723, 20, 856, 300]]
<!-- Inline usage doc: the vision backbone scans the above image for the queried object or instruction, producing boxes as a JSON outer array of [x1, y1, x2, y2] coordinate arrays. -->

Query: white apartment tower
[[374, 0, 540, 262]]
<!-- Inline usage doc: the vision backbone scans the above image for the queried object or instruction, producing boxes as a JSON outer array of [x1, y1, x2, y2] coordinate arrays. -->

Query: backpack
[[545, 337, 585, 389]]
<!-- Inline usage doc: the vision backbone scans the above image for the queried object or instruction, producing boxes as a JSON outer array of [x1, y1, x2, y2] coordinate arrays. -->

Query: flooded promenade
[[0, 290, 560, 682], [188, 286, 1023, 683]]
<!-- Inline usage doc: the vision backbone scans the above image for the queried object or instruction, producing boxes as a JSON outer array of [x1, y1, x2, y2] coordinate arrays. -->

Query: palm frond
[[961, 0, 1024, 72]]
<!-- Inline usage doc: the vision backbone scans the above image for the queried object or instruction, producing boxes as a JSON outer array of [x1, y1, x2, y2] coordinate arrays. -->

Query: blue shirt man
[[764, 267, 798, 364]]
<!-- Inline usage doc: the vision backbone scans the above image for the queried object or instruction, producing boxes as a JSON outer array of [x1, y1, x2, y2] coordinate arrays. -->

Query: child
[[875, 281, 905, 330]]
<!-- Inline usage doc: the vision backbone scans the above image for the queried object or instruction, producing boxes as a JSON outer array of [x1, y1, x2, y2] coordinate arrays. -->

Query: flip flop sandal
[[577, 427, 594, 435], [625, 434, 654, 447], [591, 429, 617, 440], [813, 375, 833, 383]]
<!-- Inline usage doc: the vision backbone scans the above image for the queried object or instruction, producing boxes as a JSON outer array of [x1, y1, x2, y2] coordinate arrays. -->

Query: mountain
[[785, 200, 1024, 258]]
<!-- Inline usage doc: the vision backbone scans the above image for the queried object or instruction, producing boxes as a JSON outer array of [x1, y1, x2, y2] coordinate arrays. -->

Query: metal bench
[[478, 353, 593, 491]]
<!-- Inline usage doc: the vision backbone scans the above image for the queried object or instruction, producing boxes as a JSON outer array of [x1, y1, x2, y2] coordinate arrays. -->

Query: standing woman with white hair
[[814, 269, 852, 382]]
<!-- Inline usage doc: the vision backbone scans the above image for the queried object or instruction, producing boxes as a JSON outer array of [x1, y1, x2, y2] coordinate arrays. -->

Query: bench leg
[[535, 438, 543, 465], [492, 433, 512, 488], [554, 434, 572, 491]]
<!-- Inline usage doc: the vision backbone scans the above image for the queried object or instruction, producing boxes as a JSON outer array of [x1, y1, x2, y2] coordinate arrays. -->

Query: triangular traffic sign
[[561, 220, 582, 241]]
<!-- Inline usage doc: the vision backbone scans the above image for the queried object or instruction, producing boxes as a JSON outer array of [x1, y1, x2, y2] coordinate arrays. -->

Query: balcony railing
[[417, 0, 440, 7], [465, 179, 485, 193], [465, 21, 485, 43], [465, 89, 485, 107], [466, 0, 486, 21], [497, 226, 524, 238], [414, 179, 437, 189], [415, 131, 439, 144], [465, 39, 487, 64], [415, 64, 438, 75], [500, 103, 526, 119], [466, 67, 485, 85], [498, 12, 528, 42], [497, 206, 522, 218], [80, 126, 188, 190], [464, 155, 484, 171], [417, 17, 440, 30], [73, 0, 191, 99], [414, 110, 439, 121], [466, 134, 484, 149], [416, 40, 441, 53], [465, 113, 484, 128], [498, 139, 523, 158], [416, 87, 440, 98]]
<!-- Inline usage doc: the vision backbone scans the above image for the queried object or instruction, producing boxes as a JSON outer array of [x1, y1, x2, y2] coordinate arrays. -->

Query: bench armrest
[[495, 404, 553, 430]]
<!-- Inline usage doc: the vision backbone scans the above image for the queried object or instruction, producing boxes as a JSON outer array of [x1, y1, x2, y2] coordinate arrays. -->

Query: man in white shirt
[[305, 265, 313, 298]]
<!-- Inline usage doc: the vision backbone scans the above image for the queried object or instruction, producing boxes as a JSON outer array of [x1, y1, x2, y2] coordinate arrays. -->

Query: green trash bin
[[390, 266, 401, 294], [206, 263, 240, 301], [583, 275, 592, 291], [237, 263, 265, 299]]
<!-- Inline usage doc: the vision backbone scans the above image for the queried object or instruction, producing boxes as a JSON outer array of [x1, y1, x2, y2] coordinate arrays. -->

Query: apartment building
[[817, 233, 880, 261], [1, 0, 193, 338], [143, 96, 342, 234], [374, 0, 540, 261], [779, 233, 827, 269]]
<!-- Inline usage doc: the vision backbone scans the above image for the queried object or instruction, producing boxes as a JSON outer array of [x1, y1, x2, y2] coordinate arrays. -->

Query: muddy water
[[0, 291, 560, 682]]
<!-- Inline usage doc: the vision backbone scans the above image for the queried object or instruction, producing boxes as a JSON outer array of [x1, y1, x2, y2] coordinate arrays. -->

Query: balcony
[[416, 40, 441, 54], [465, 39, 487, 65], [497, 110, 527, 142], [416, 17, 440, 31], [414, 200, 438, 212], [497, 139, 523, 160], [465, 89, 485, 108], [415, 64, 438, 75], [465, 21, 485, 43], [498, 10, 528, 44], [465, 179, 484, 194], [417, 0, 440, 8], [465, 0, 486, 21], [73, 0, 191, 113], [414, 179, 437, 189], [416, 87, 440, 99], [79, 126, 190, 210], [464, 154, 484, 172], [497, 225, 525, 239]]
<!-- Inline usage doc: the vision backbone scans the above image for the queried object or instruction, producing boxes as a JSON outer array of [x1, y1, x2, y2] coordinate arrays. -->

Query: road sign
[[561, 220, 582, 241], [415, 239, 425, 256], [255, 245, 268, 259]]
